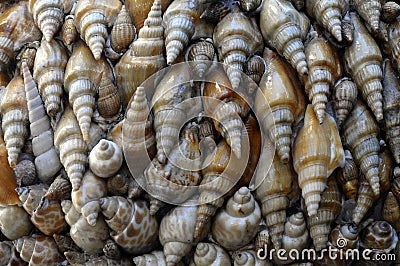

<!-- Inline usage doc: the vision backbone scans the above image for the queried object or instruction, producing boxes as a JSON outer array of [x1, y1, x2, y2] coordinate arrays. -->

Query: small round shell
[[89, 139, 123, 178]]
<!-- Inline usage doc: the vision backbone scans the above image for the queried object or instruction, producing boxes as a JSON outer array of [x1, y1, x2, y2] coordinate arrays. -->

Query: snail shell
[[379, 149, 394, 195], [0, 75, 28, 168], [233, 250, 272, 266], [19, 44, 38, 71], [74, 0, 122, 60], [254, 229, 270, 252], [383, 192, 400, 232], [61, 199, 80, 227], [28, 0, 64, 42], [353, 0, 381, 32], [61, 15, 78, 46], [200, 0, 234, 23], [282, 212, 309, 259], [16, 184, 48, 216], [0, 241, 27, 265], [22, 61, 61, 183], [125, 0, 170, 31], [333, 78, 358, 126], [44, 174, 72, 200], [341, 11, 354, 45], [0, 205, 32, 241], [89, 139, 123, 178], [133, 250, 184, 266], [244, 55, 266, 86], [293, 105, 344, 217], [352, 174, 377, 225], [53, 234, 81, 253], [107, 171, 130, 196], [13, 155, 37, 187], [97, 65, 121, 119], [344, 13, 384, 122], [186, 38, 215, 78], [14, 234, 60, 265], [240, 0, 262, 12], [336, 150, 358, 200], [330, 224, 359, 250], [100, 196, 159, 255], [110, 5, 136, 54], [342, 100, 380, 197], [260, 0, 310, 76], [103, 239, 121, 260], [381, 1, 400, 23], [192, 242, 231, 266]]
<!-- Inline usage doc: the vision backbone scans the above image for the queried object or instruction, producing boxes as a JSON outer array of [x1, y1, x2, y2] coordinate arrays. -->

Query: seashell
[[0, 75, 28, 168], [19, 44, 38, 71], [200, 0, 235, 23], [186, 38, 215, 78], [213, 8, 263, 90], [341, 11, 354, 45], [97, 71, 121, 119], [192, 242, 231, 266], [100, 196, 159, 255], [14, 234, 60, 265], [22, 61, 61, 183], [13, 155, 37, 187], [61, 199, 80, 227], [33, 38, 68, 117], [353, 0, 381, 32], [382, 59, 400, 165], [212, 187, 262, 250], [71, 170, 107, 226], [63, 250, 86, 265], [333, 78, 358, 126], [336, 150, 358, 200], [385, 19, 400, 73], [256, 47, 305, 163], [125, 0, 170, 31], [115, 0, 166, 109], [61, 15, 78, 46], [352, 174, 377, 225], [89, 139, 123, 178], [0, 205, 32, 240], [110, 5, 136, 54], [383, 192, 400, 232], [160, 205, 209, 266], [307, 176, 342, 251], [53, 234, 80, 253], [291, 0, 304, 10], [44, 174, 72, 200], [86, 122, 106, 152], [233, 250, 272, 266], [379, 149, 394, 195], [133, 250, 184, 266], [260, 0, 310, 76], [330, 224, 359, 250], [342, 100, 381, 197], [28, 0, 64, 42], [16, 184, 48, 216], [344, 13, 384, 122], [163, 0, 204, 65], [254, 229, 270, 252], [381, 1, 400, 22], [240, 0, 262, 12], [393, 176, 400, 202], [0, 241, 27, 266], [293, 105, 344, 217], [74, 0, 122, 60], [107, 172, 130, 196], [281, 212, 309, 261], [244, 55, 266, 86]]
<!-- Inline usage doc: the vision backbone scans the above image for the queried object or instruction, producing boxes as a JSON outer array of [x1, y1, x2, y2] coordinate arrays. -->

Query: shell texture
[[233, 250, 272, 266], [352, 174, 377, 225], [200, 0, 234, 23], [186, 38, 215, 78], [89, 139, 123, 178], [61, 15, 78, 46], [383, 192, 400, 231], [381, 1, 400, 22], [14, 234, 60, 265], [125, 0, 170, 31], [0, 205, 32, 240], [110, 5, 136, 54], [97, 63, 121, 119], [282, 212, 309, 258], [333, 78, 358, 126], [133, 250, 184, 266], [336, 150, 358, 200], [353, 0, 381, 32], [244, 54, 266, 86], [192, 242, 231, 266]]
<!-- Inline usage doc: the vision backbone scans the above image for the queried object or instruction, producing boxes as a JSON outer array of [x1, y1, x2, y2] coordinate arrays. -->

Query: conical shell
[[74, 0, 122, 60], [360, 221, 398, 253], [110, 5, 136, 54], [44, 175, 72, 200], [89, 139, 123, 178], [54, 105, 88, 191], [0, 241, 27, 266], [352, 174, 377, 225], [293, 105, 345, 217], [381, 1, 400, 22], [344, 13, 384, 122], [186, 39, 215, 78], [343, 100, 381, 197], [193, 242, 231, 266], [61, 15, 78, 45], [125, 0, 170, 31], [353, 0, 381, 32], [14, 234, 60, 265], [233, 250, 272, 266], [245, 55, 266, 86], [260, 0, 310, 76], [282, 212, 309, 254], [200, 0, 234, 23], [383, 192, 400, 231], [28, 0, 64, 42], [255, 47, 305, 163], [100, 196, 159, 255], [19, 45, 38, 71], [336, 150, 359, 200], [0, 75, 28, 168], [97, 66, 121, 119], [133, 250, 184, 266], [341, 11, 354, 45], [0, 205, 32, 240], [333, 78, 358, 126], [33, 38, 68, 117], [382, 59, 400, 164], [115, 0, 166, 109]]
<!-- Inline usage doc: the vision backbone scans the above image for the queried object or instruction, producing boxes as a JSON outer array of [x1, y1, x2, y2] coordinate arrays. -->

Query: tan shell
[[16, 184, 48, 216], [0, 241, 27, 266], [89, 139, 123, 178], [260, 0, 310, 76], [293, 105, 344, 217], [282, 212, 309, 253], [336, 150, 358, 200], [352, 174, 377, 225], [28, 0, 64, 42], [393, 176, 400, 202], [381, 1, 400, 22], [360, 221, 398, 254], [61, 199, 80, 227], [61, 15, 78, 45], [333, 78, 358, 126], [344, 13, 384, 122], [382, 192, 400, 232], [125, 0, 170, 31], [353, 0, 381, 32], [233, 250, 272, 266], [133, 250, 184, 266], [97, 67, 121, 119], [0, 75, 28, 168], [342, 100, 381, 197], [186, 39, 215, 78], [44, 175, 72, 200], [74, 0, 122, 60], [110, 5, 136, 54], [14, 234, 60, 265], [19, 45, 38, 71], [0, 205, 32, 240], [192, 242, 231, 266]]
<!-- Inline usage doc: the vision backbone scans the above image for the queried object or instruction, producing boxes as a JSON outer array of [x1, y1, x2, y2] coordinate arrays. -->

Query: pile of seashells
[[0, 0, 400, 265]]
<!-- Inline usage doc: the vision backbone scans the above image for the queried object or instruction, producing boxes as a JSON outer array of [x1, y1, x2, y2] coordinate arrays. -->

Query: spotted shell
[[14, 234, 60, 265]]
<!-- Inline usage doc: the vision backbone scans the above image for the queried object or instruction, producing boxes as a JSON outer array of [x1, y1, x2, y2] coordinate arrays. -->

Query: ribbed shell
[[344, 13, 384, 122], [0, 75, 28, 168], [260, 0, 310, 76], [213, 9, 263, 90], [381, 1, 400, 22], [110, 5, 136, 54], [28, 0, 64, 42], [330, 224, 359, 250], [186, 39, 215, 78], [97, 73, 121, 118], [193, 242, 231, 266], [44, 175, 71, 200], [281, 212, 309, 264], [393, 177, 400, 202], [342, 100, 380, 197], [382, 59, 400, 164], [360, 221, 398, 253], [353, 0, 381, 32], [61, 15, 78, 45], [383, 192, 400, 231], [89, 139, 123, 178], [379, 149, 394, 195], [200, 0, 234, 23], [333, 78, 358, 126], [19, 45, 37, 71], [233, 250, 272, 266], [0, 205, 32, 241], [133, 250, 184, 266], [115, 0, 166, 109], [352, 174, 377, 225], [336, 150, 358, 200], [14, 234, 60, 265], [245, 55, 266, 86], [100, 196, 159, 255], [0, 241, 27, 265], [293, 105, 344, 217], [386, 20, 400, 74], [125, 0, 170, 31]]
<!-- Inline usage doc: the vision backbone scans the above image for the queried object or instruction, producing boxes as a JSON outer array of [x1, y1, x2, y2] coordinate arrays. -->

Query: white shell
[[89, 139, 123, 178]]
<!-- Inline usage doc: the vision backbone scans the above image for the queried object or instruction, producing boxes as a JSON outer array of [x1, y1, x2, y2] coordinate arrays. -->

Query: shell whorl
[[352, 174, 376, 225], [61, 15, 78, 45], [187, 39, 215, 78], [194, 242, 231, 266], [353, 0, 381, 32], [89, 139, 123, 178], [110, 5, 136, 54], [333, 78, 358, 126], [29, 0, 64, 42]]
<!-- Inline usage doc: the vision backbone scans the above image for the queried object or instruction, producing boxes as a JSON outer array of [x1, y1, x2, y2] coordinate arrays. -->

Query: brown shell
[[392, 177, 400, 202], [53, 234, 80, 253], [336, 150, 358, 200], [382, 192, 400, 232], [352, 174, 377, 225], [330, 224, 359, 250], [186, 39, 215, 78], [44, 175, 72, 200], [97, 72, 121, 119], [353, 0, 381, 32], [379, 149, 394, 195], [200, 0, 235, 23], [61, 15, 78, 46], [125, 0, 170, 31], [333, 77, 358, 126], [360, 221, 398, 251], [14, 234, 60, 265], [110, 5, 136, 54], [244, 55, 266, 86], [381, 1, 400, 22], [341, 11, 354, 45]]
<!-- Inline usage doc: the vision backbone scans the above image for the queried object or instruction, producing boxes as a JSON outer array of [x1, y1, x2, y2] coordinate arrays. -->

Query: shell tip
[[280, 153, 290, 164], [332, 28, 342, 42]]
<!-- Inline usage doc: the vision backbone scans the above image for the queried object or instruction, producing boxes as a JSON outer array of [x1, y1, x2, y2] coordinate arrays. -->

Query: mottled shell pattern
[[61, 15, 78, 46], [110, 5, 136, 54], [14, 234, 60, 266]]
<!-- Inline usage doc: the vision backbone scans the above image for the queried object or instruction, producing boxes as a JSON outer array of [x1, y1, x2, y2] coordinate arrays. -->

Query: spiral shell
[[200, 0, 234, 23], [54, 105, 88, 191], [61, 15, 77, 46], [115, 0, 166, 109], [344, 13, 384, 122], [282, 212, 309, 252], [353, 0, 381, 32], [244, 55, 266, 86], [74, 0, 121, 60], [293, 105, 344, 217], [191, 242, 231, 266], [89, 139, 123, 178], [0, 241, 27, 265], [382, 192, 400, 231], [186, 39, 215, 78], [133, 250, 184, 266], [14, 234, 60, 265], [336, 150, 358, 200], [110, 5, 136, 54], [28, 0, 64, 42], [233, 250, 272, 266], [260, 0, 310, 76], [343, 100, 380, 197], [0, 75, 28, 168], [125, 0, 170, 31], [100, 196, 159, 255], [97, 71, 121, 119], [330, 224, 359, 250], [19, 44, 38, 71], [333, 78, 358, 126], [0, 205, 32, 240], [352, 174, 377, 225], [381, 1, 400, 22]]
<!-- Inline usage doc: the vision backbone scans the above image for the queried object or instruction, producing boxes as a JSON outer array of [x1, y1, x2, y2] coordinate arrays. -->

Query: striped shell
[[14, 234, 60, 265], [97, 72, 121, 119], [186, 39, 215, 78], [44, 175, 72, 200], [352, 174, 377, 225], [61, 15, 78, 45], [193, 242, 231, 266], [89, 139, 123, 178], [336, 150, 358, 200], [110, 5, 136, 54], [353, 0, 381, 32], [333, 78, 358, 126]]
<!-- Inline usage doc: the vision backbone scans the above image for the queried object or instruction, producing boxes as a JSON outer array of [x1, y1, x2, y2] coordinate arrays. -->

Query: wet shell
[[0, 241, 27, 265], [342, 100, 381, 197], [383, 192, 400, 231], [333, 78, 358, 126], [54, 105, 88, 191], [382, 59, 400, 164], [293, 105, 344, 217], [212, 187, 262, 250], [97, 65, 121, 119], [330, 223, 359, 250], [200, 0, 234, 23], [28, 0, 64, 42], [0, 75, 28, 168], [192, 242, 231, 266], [44, 174, 72, 200], [344, 13, 384, 122], [74, 0, 122, 60], [240, 0, 262, 12], [353, 0, 381, 32], [110, 5, 136, 54], [125, 0, 170, 31], [244, 55, 266, 86], [255, 47, 305, 163], [352, 174, 377, 225], [115, 0, 166, 109], [336, 150, 358, 200], [0, 205, 32, 240], [61, 15, 78, 46], [381, 1, 400, 22], [186, 38, 215, 78], [213, 8, 263, 90], [133, 250, 184, 266], [100, 196, 159, 255], [14, 234, 60, 265], [260, 0, 310, 76], [233, 250, 272, 266], [379, 149, 394, 195], [89, 139, 123, 178]]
